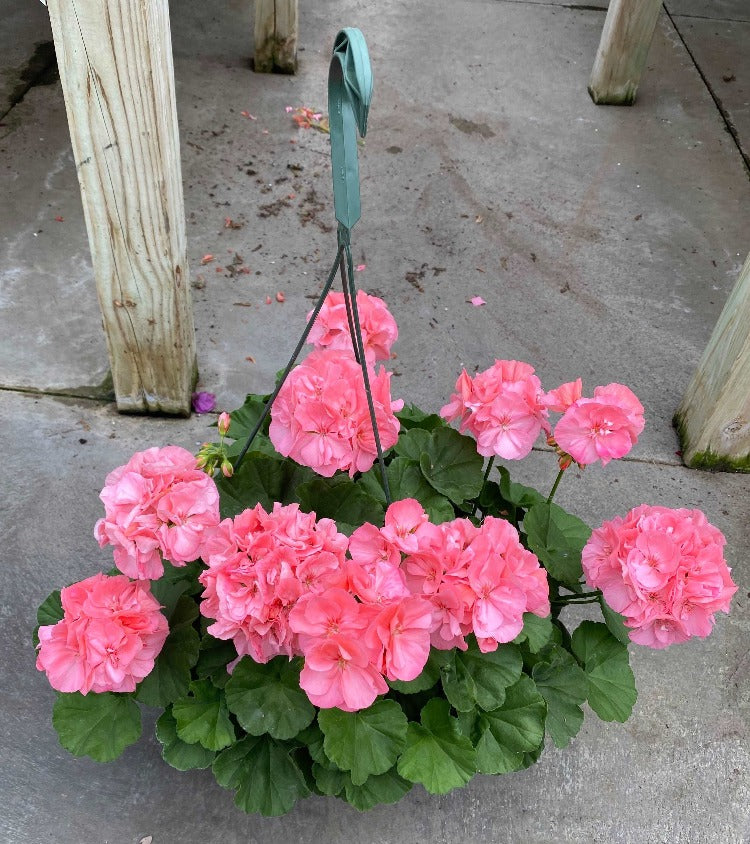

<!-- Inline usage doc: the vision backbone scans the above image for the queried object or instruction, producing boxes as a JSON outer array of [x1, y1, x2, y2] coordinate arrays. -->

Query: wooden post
[[675, 253, 750, 472], [254, 0, 298, 74], [46, 0, 195, 415], [588, 0, 663, 105]]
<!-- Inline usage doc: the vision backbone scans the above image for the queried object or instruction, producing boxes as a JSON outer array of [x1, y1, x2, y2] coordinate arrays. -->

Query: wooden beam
[[254, 0, 298, 74], [46, 0, 195, 415], [588, 0, 663, 105], [675, 253, 750, 472]]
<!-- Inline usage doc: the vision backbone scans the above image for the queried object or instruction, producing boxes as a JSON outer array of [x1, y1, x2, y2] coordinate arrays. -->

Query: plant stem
[[547, 468, 565, 503], [471, 456, 495, 518]]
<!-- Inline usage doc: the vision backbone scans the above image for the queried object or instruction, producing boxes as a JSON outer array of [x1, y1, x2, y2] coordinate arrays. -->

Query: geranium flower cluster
[[269, 348, 403, 477], [441, 363, 644, 467], [198, 498, 550, 712], [95, 446, 221, 580], [36, 573, 169, 694], [582, 505, 737, 648], [306, 289, 398, 363]]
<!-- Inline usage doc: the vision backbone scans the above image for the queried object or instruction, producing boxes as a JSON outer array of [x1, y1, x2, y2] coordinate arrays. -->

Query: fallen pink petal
[[355, 264, 366, 272], [470, 296, 486, 307], [191, 392, 217, 414]]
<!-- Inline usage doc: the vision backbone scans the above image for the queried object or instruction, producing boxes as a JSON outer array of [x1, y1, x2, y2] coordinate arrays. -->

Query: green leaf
[[572, 621, 637, 722], [296, 475, 384, 535], [386, 458, 456, 524], [396, 404, 446, 431], [513, 613, 554, 653], [497, 466, 546, 510], [216, 453, 315, 519], [318, 699, 408, 785], [225, 393, 271, 440], [599, 596, 632, 645], [388, 648, 450, 694], [195, 635, 236, 688], [212, 734, 309, 816], [393, 428, 431, 461], [52, 692, 141, 762], [439, 650, 477, 712], [296, 722, 327, 766], [155, 708, 216, 770], [135, 597, 200, 707], [312, 762, 349, 796], [397, 698, 476, 794], [457, 639, 524, 712], [34, 589, 64, 646], [149, 560, 203, 620], [532, 645, 588, 748], [225, 656, 315, 740], [475, 675, 546, 774], [419, 427, 484, 505], [172, 679, 236, 750], [524, 502, 590, 589], [343, 767, 413, 811]]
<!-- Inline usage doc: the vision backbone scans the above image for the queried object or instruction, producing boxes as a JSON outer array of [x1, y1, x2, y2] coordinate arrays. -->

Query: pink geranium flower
[[36, 573, 168, 694], [269, 349, 403, 478], [440, 360, 548, 460], [365, 596, 433, 681], [582, 505, 737, 648], [95, 446, 220, 579], [307, 289, 398, 363]]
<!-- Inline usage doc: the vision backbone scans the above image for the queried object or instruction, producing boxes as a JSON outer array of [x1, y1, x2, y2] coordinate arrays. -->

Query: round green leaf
[[457, 639, 524, 712], [386, 458, 456, 524], [172, 679, 236, 751], [396, 698, 476, 794], [225, 656, 315, 740], [343, 767, 413, 811], [531, 645, 588, 748], [523, 502, 591, 588], [388, 648, 450, 694], [393, 428, 431, 461], [52, 692, 141, 762], [571, 621, 637, 722], [212, 734, 310, 816], [599, 597, 633, 645], [296, 475, 384, 535], [155, 709, 216, 770], [318, 699, 408, 785], [513, 613, 554, 654], [439, 650, 477, 712], [419, 428, 484, 505], [312, 762, 349, 796]]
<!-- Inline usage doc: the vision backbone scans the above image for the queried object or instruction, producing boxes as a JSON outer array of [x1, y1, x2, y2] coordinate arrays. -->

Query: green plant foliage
[[172, 679, 236, 751], [396, 404, 446, 431], [149, 561, 203, 620], [195, 635, 236, 688], [135, 597, 200, 707], [33, 589, 63, 646], [385, 458, 456, 524], [523, 501, 591, 589], [296, 475, 385, 534], [318, 699, 408, 785], [513, 612, 555, 653], [572, 621, 637, 722], [215, 453, 314, 518], [531, 645, 588, 748], [397, 698, 476, 794], [598, 597, 632, 645], [225, 656, 315, 740], [418, 427, 484, 504], [155, 708, 216, 770], [212, 734, 310, 816], [52, 692, 141, 762]]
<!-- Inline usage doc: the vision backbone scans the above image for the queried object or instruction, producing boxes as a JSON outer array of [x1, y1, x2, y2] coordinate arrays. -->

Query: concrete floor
[[1, 0, 749, 841]]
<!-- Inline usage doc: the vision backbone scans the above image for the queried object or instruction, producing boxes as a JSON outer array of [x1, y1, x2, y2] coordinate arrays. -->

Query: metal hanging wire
[[233, 29, 391, 505]]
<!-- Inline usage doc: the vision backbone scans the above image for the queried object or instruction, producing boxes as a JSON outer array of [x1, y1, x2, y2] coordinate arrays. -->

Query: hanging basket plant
[[34, 29, 737, 817]]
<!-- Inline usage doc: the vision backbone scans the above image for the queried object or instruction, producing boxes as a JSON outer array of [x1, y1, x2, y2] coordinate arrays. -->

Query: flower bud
[[221, 459, 234, 478], [218, 412, 231, 437]]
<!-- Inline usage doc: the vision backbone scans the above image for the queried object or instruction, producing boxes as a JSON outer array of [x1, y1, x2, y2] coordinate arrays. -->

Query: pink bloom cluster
[[199, 498, 550, 712], [36, 573, 168, 694], [95, 446, 220, 580], [198, 503, 350, 665], [441, 363, 645, 467], [269, 349, 403, 477], [548, 380, 645, 467], [440, 360, 549, 460], [306, 289, 398, 363], [582, 505, 737, 648]]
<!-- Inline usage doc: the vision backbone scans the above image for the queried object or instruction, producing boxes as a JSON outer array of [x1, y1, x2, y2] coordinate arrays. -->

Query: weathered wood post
[[675, 254, 750, 471], [588, 0, 663, 105], [254, 0, 298, 73], [46, 0, 195, 414]]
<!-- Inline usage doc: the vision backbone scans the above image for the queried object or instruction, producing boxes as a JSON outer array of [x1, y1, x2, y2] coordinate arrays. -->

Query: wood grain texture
[[47, 0, 195, 414], [254, 0, 298, 74], [676, 253, 750, 470], [588, 0, 663, 105]]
